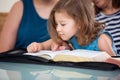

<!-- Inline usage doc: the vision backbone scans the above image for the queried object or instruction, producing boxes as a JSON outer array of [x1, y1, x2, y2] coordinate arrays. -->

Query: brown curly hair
[[48, 0, 105, 46]]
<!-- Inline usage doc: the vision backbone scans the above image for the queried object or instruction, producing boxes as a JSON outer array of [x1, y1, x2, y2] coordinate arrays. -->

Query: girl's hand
[[27, 42, 43, 53], [51, 42, 72, 51]]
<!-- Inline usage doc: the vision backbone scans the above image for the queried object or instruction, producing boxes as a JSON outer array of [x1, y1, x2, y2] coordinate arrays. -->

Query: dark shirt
[[15, 0, 50, 49]]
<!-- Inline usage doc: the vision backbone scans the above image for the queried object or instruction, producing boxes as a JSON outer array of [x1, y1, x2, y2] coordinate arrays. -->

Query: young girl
[[27, 0, 117, 56]]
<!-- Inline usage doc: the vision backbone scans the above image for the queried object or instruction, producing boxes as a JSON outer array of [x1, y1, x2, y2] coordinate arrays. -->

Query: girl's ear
[[77, 25, 81, 30], [77, 23, 81, 29], [78, 26, 80, 29]]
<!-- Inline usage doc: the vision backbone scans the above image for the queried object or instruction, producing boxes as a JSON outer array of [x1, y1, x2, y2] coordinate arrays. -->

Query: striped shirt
[[95, 10, 120, 54]]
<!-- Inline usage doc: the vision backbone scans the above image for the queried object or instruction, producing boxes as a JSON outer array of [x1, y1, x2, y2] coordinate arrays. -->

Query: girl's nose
[[56, 25, 61, 32]]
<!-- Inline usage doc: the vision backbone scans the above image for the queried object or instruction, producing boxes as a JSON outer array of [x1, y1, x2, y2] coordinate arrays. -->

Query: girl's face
[[92, 0, 111, 9], [54, 12, 79, 41]]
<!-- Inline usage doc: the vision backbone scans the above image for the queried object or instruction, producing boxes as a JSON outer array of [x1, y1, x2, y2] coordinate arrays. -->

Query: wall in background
[[0, 0, 19, 12]]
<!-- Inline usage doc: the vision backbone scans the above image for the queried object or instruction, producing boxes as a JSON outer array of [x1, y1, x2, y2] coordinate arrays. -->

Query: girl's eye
[[61, 24, 65, 26], [55, 23, 58, 26]]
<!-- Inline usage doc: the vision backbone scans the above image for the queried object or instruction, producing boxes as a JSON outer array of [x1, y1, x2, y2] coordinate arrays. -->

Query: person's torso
[[15, 0, 50, 49], [95, 10, 120, 54]]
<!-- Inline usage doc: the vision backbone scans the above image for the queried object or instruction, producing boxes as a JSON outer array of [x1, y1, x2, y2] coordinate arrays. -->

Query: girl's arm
[[98, 34, 115, 56], [27, 39, 52, 53]]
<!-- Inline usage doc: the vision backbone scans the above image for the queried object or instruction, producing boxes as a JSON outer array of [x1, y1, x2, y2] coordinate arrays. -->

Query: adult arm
[[0, 1, 23, 53]]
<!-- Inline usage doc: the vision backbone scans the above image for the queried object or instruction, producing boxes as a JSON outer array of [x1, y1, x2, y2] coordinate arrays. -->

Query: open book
[[24, 49, 111, 62]]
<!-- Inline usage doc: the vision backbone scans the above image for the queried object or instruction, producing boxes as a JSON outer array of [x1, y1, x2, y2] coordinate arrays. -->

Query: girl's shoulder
[[99, 31, 113, 40], [98, 31, 113, 45]]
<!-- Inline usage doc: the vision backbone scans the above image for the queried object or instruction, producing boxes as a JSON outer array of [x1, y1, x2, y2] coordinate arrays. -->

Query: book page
[[112, 58, 120, 61], [24, 50, 70, 60], [53, 49, 111, 62]]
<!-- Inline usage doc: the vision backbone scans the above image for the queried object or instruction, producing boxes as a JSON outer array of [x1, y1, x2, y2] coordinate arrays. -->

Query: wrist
[[38, 43, 44, 50]]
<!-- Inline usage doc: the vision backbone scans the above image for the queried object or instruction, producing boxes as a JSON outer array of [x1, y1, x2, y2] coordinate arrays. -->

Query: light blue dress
[[69, 31, 118, 55]]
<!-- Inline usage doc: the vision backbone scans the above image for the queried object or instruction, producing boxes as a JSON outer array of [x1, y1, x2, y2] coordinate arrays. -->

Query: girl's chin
[[60, 36, 70, 41], [61, 38, 69, 41]]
